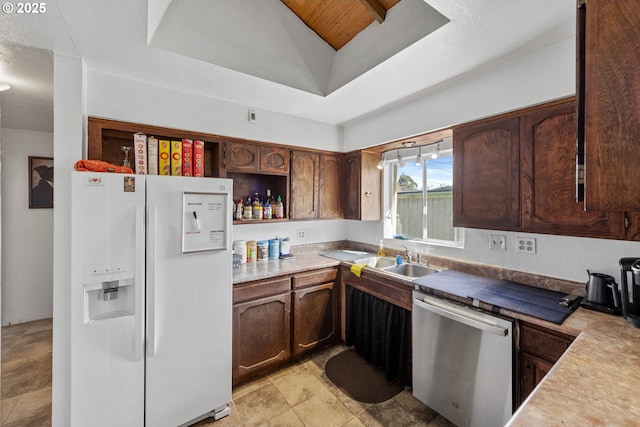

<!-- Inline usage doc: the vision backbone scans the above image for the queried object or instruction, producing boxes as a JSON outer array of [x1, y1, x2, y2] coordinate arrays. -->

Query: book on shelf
[[158, 139, 171, 176], [182, 139, 193, 176], [133, 133, 147, 175], [193, 140, 204, 177], [147, 136, 159, 175], [171, 140, 182, 176]]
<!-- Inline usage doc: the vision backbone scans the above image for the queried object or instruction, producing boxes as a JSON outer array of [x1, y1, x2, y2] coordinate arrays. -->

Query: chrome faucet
[[403, 246, 413, 263]]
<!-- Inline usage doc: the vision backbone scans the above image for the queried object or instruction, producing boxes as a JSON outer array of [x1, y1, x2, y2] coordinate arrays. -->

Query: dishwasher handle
[[413, 294, 509, 336]]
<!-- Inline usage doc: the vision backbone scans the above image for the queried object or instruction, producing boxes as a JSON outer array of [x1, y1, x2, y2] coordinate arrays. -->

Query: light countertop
[[232, 253, 341, 284], [507, 308, 640, 426]]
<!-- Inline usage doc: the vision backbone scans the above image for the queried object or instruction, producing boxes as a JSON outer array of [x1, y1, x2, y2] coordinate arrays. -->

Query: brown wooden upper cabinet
[[225, 141, 290, 175], [319, 153, 344, 219], [453, 98, 632, 240], [453, 116, 521, 230], [290, 150, 319, 219], [343, 151, 381, 221], [290, 150, 343, 219], [578, 0, 640, 212], [520, 100, 624, 239]]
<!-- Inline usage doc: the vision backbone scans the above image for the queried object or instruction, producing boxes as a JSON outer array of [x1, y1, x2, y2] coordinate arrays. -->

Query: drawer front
[[233, 277, 291, 303], [520, 322, 573, 362], [293, 268, 337, 289]]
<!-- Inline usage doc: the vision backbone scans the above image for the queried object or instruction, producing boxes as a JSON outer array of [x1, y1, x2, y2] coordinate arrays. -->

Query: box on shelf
[[171, 140, 182, 176], [158, 139, 171, 176], [133, 133, 147, 175], [193, 140, 204, 177], [147, 136, 158, 175], [182, 139, 193, 176]]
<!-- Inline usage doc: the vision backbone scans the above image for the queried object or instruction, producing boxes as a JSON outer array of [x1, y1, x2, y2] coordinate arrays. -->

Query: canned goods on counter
[[268, 239, 280, 260], [246, 241, 257, 262], [257, 241, 269, 261], [233, 240, 247, 264]]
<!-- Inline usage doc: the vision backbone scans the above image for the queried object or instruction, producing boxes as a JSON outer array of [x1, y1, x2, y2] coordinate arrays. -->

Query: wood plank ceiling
[[281, 0, 401, 50]]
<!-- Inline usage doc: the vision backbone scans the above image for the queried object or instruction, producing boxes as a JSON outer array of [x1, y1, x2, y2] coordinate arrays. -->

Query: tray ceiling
[[148, 0, 448, 96]]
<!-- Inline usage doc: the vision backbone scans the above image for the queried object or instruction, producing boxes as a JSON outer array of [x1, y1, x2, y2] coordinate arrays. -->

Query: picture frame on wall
[[29, 156, 54, 208]]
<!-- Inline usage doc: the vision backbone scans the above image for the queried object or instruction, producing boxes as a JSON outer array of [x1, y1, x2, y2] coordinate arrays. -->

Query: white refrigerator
[[70, 171, 232, 426]]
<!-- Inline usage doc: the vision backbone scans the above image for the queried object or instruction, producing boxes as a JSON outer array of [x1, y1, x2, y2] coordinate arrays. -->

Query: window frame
[[381, 143, 463, 248]]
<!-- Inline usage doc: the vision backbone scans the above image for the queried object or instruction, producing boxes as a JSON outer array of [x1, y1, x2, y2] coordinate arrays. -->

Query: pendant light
[[415, 147, 422, 166], [431, 142, 440, 159], [397, 150, 405, 167], [376, 153, 384, 170]]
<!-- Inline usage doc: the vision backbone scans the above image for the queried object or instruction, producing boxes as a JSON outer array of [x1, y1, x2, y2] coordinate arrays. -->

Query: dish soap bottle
[[377, 240, 387, 256]]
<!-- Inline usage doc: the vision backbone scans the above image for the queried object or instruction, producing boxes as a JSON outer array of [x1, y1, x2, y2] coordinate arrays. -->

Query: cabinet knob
[[364, 191, 372, 197]]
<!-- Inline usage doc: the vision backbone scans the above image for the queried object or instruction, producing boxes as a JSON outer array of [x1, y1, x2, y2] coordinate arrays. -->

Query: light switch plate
[[489, 234, 506, 250]]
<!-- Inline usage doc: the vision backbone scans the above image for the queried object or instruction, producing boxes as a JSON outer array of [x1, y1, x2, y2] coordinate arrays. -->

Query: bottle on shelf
[[265, 189, 274, 219], [243, 197, 253, 220], [235, 199, 244, 221], [274, 195, 284, 219], [252, 192, 263, 220]]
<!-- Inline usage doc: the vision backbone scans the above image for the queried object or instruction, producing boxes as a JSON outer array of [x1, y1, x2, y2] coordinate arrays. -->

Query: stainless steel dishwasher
[[412, 291, 514, 427]]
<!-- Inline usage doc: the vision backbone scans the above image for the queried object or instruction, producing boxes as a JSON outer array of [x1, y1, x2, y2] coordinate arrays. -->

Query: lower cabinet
[[292, 268, 338, 356], [518, 321, 574, 406], [232, 277, 291, 385], [232, 268, 338, 385]]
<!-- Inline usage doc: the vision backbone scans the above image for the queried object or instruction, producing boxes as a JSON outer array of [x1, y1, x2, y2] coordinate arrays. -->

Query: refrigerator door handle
[[147, 204, 157, 358], [133, 205, 145, 361]]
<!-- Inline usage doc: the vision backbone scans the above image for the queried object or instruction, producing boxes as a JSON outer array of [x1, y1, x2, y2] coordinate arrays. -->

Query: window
[[382, 140, 463, 246]]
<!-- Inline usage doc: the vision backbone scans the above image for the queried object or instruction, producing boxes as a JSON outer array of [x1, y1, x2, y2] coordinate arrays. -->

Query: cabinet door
[[343, 151, 380, 220], [582, 0, 640, 211], [232, 293, 291, 384], [360, 151, 381, 221], [260, 146, 290, 174], [453, 117, 520, 229], [226, 141, 258, 172], [290, 150, 319, 219], [292, 282, 336, 356], [343, 152, 361, 219], [521, 102, 625, 239], [319, 153, 344, 219], [519, 351, 553, 405]]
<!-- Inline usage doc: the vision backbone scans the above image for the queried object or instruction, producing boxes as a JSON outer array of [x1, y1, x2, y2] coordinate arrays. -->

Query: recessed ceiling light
[[0, 82, 10, 92]]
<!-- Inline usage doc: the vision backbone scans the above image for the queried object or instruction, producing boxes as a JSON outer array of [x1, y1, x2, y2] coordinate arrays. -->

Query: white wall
[[52, 53, 85, 427], [233, 219, 348, 248], [342, 38, 640, 284], [1, 128, 54, 325], [343, 38, 576, 150], [86, 70, 343, 152]]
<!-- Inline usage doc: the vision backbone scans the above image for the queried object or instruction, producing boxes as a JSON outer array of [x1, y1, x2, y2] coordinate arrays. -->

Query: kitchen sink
[[382, 263, 439, 278], [353, 256, 397, 269]]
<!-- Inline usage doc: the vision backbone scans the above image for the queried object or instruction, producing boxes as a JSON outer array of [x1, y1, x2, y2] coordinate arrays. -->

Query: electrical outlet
[[297, 229, 306, 240], [516, 237, 536, 254], [489, 234, 506, 250]]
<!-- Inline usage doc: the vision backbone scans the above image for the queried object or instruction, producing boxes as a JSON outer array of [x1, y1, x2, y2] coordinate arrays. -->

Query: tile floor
[[1, 319, 453, 427]]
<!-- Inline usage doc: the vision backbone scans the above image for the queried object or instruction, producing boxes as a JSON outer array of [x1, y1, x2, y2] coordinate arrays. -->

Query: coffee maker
[[618, 258, 640, 328], [581, 270, 621, 314]]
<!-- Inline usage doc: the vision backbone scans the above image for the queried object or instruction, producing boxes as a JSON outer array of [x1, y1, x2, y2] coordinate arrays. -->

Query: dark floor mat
[[325, 349, 403, 404]]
